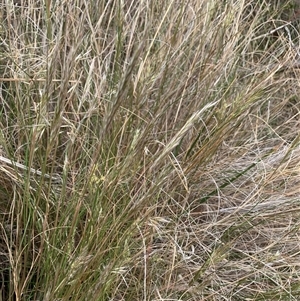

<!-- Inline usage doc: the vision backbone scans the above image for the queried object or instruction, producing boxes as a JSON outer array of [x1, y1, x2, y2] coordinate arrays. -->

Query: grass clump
[[0, 0, 300, 300]]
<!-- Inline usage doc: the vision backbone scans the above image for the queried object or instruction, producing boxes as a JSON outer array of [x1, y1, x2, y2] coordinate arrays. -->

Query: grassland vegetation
[[0, 0, 300, 300]]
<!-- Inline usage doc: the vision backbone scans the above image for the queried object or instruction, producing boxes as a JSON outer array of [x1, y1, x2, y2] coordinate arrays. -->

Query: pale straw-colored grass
[[0, 0, 300, 300]]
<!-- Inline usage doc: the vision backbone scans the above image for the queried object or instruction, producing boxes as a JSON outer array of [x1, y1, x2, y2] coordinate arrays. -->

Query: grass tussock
[[0, 0, 300, 300]]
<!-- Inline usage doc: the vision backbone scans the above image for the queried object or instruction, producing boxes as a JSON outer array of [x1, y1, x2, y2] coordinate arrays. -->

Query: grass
[[0, 0, 300, 300]]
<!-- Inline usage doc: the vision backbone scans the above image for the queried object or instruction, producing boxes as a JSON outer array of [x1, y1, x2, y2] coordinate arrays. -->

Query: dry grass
[[0, 0, 300, 300]]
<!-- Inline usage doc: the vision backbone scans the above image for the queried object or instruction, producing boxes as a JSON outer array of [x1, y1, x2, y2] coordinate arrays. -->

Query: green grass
[[0, 0, 300, 300]]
